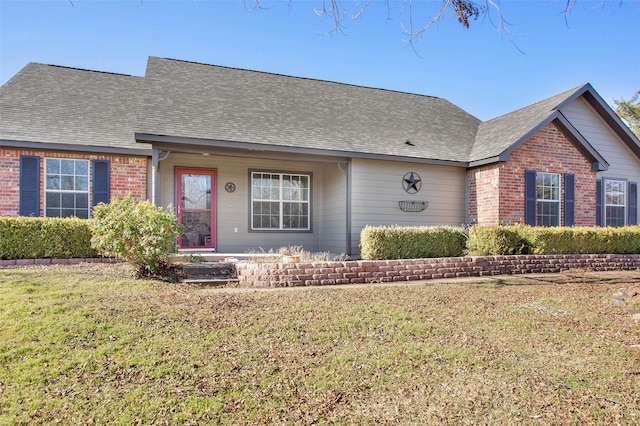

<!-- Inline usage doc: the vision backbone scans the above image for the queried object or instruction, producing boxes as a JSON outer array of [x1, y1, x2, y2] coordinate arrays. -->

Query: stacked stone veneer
[[468, 122, 597, 226], [236, 254, 640, 287], [0, 148, 147, 216]]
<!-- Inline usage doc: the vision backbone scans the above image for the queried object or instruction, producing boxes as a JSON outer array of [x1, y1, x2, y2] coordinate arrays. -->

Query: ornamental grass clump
[[90, 195, 183, 276]]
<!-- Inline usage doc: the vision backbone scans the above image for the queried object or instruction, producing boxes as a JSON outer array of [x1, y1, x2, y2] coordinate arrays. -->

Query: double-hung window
[[536, 173, 561, 227], [251, 172, 310, 230], [45, 158, 90, 218], [604, 180, 626, 226]]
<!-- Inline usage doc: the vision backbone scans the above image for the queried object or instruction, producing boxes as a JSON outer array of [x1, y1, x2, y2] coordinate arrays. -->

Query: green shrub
[[605, 225, 640, 254], [91, 195, 184, 275], [467, 225, 530, 256], [468, 225, 640, 255], [522, 225, 640, 254], [360, 225, 467, 260], [0, 216, 96, 259], [521, 226, 588, 254]]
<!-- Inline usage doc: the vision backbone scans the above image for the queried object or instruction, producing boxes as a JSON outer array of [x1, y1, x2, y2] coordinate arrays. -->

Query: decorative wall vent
[[398, 200, 429, 212]]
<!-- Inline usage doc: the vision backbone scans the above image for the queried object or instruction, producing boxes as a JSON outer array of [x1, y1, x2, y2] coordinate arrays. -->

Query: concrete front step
[[170, 252, 280, 263], [180, 262, 238, 284], [182, 277, 239, 286]]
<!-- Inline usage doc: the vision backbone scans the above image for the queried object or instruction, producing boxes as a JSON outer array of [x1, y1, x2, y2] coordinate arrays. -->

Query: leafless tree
[[244, 0, 626, 46]]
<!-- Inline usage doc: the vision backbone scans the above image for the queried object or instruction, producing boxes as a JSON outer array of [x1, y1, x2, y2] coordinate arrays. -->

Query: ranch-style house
[[1, 57, 638, 257]]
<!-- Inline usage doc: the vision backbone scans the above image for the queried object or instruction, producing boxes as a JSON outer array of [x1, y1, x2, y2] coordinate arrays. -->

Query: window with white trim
[[604, 180, 626, 226], [45, 158, 90, 218], [251, 172, 310, 230], [536, 173, 560, 227]]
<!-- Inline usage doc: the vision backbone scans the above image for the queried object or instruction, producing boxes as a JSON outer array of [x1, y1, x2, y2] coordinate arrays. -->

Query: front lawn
[[1, 264, 638, 424]]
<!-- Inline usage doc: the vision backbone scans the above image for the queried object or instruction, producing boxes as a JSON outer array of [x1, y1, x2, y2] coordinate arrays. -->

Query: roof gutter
[[135, 133, 470, 168], [1, 139, 152, 157]]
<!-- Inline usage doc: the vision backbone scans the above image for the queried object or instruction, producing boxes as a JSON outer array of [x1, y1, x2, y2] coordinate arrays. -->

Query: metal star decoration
[[403, 172, 422, 194]]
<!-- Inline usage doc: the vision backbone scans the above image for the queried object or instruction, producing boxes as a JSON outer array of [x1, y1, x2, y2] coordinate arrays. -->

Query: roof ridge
[[481, 83, 587, 124], [28, 62, 140, 79], [149, 56, 445, 102]]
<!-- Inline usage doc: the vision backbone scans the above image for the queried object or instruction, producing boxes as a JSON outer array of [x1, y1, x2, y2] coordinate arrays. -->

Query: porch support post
[[345, 161, 352, 256], [151, 148, 160, 206]]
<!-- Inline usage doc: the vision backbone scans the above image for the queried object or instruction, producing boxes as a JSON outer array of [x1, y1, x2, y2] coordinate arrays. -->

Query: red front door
[[176, 168, 216, 249]]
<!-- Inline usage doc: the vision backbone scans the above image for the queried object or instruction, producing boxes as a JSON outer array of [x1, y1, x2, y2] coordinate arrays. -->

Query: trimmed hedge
[[468, 225, 640, 256], [467, 225, 530, 256], [522, 225, 640, 255], [0, 216, 96, 260], [360, 225, 467, 260], [2, 217, 638, 262]]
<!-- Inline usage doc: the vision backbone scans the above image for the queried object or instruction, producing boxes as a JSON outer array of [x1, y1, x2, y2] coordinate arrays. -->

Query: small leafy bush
[[0, 216, 96, 260], [91, 195, 184, 275], [360, 225, 467, 260]]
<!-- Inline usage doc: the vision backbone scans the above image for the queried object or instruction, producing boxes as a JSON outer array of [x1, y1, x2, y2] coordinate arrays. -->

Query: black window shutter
[[564, 173, 575, 227], [524, 170, 537, 226], [19, 155, 40, 216], [92, 160, 110, 207], [629, 181, 638, 225], [595, 179, 602, 226]]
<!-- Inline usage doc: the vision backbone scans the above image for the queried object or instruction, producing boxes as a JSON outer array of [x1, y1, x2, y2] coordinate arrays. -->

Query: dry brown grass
[[1, 264, 639, 424]]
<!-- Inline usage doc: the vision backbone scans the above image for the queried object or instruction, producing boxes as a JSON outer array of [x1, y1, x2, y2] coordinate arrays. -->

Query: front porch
[[148, 149, 350, 256]]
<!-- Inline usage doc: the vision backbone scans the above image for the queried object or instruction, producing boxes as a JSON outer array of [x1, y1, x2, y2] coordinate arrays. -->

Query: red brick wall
[[0, 148, 148, 216], [468, 164, 500, 225], [468, 122, 597, 226], [0, 149, 21, 215]]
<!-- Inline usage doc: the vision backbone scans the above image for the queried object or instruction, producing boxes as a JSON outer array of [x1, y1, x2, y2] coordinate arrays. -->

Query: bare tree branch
[[401, 0, 451, 45], [352, 0, 374, 20], [242, 0, 629, 53], [314, 0, 346, 35]]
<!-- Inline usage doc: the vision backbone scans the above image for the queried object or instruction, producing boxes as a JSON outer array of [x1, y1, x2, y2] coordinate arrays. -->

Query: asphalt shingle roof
[[469, 85, 586, 163], [0, 63, 149, 153], [4, 58, 635, 168], [135, 57, 481, 163]]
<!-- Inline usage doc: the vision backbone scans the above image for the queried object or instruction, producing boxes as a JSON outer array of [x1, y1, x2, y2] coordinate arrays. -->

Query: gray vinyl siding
[[561, 98, 640, 223], [349, 158, 466, 255], [158, 153, 349, 253], [319, 163, 348, 255]]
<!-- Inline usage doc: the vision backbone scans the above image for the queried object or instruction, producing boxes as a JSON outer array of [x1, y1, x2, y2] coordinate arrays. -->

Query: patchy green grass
[[1, 264, 639, 424]]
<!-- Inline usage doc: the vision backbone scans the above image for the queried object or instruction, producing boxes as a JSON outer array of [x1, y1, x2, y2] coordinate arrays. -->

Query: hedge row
[[360, 225, 467, 260], [2, 218, 639, 261], [468, 225, 640, 256], [0, 217, 96, 260], [361, 224, 640, 260]]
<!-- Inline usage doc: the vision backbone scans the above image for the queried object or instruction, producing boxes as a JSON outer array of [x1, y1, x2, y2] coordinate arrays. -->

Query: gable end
[[470, 112, 609, 171], [558, 84, 640, 159]]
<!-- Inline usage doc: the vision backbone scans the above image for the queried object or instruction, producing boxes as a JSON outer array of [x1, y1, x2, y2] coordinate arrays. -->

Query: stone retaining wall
[[235, 254, 640, 287]]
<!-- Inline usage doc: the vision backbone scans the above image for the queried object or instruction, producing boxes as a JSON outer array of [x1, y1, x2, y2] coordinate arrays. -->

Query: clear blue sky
[[1, 0, 638, 120]]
